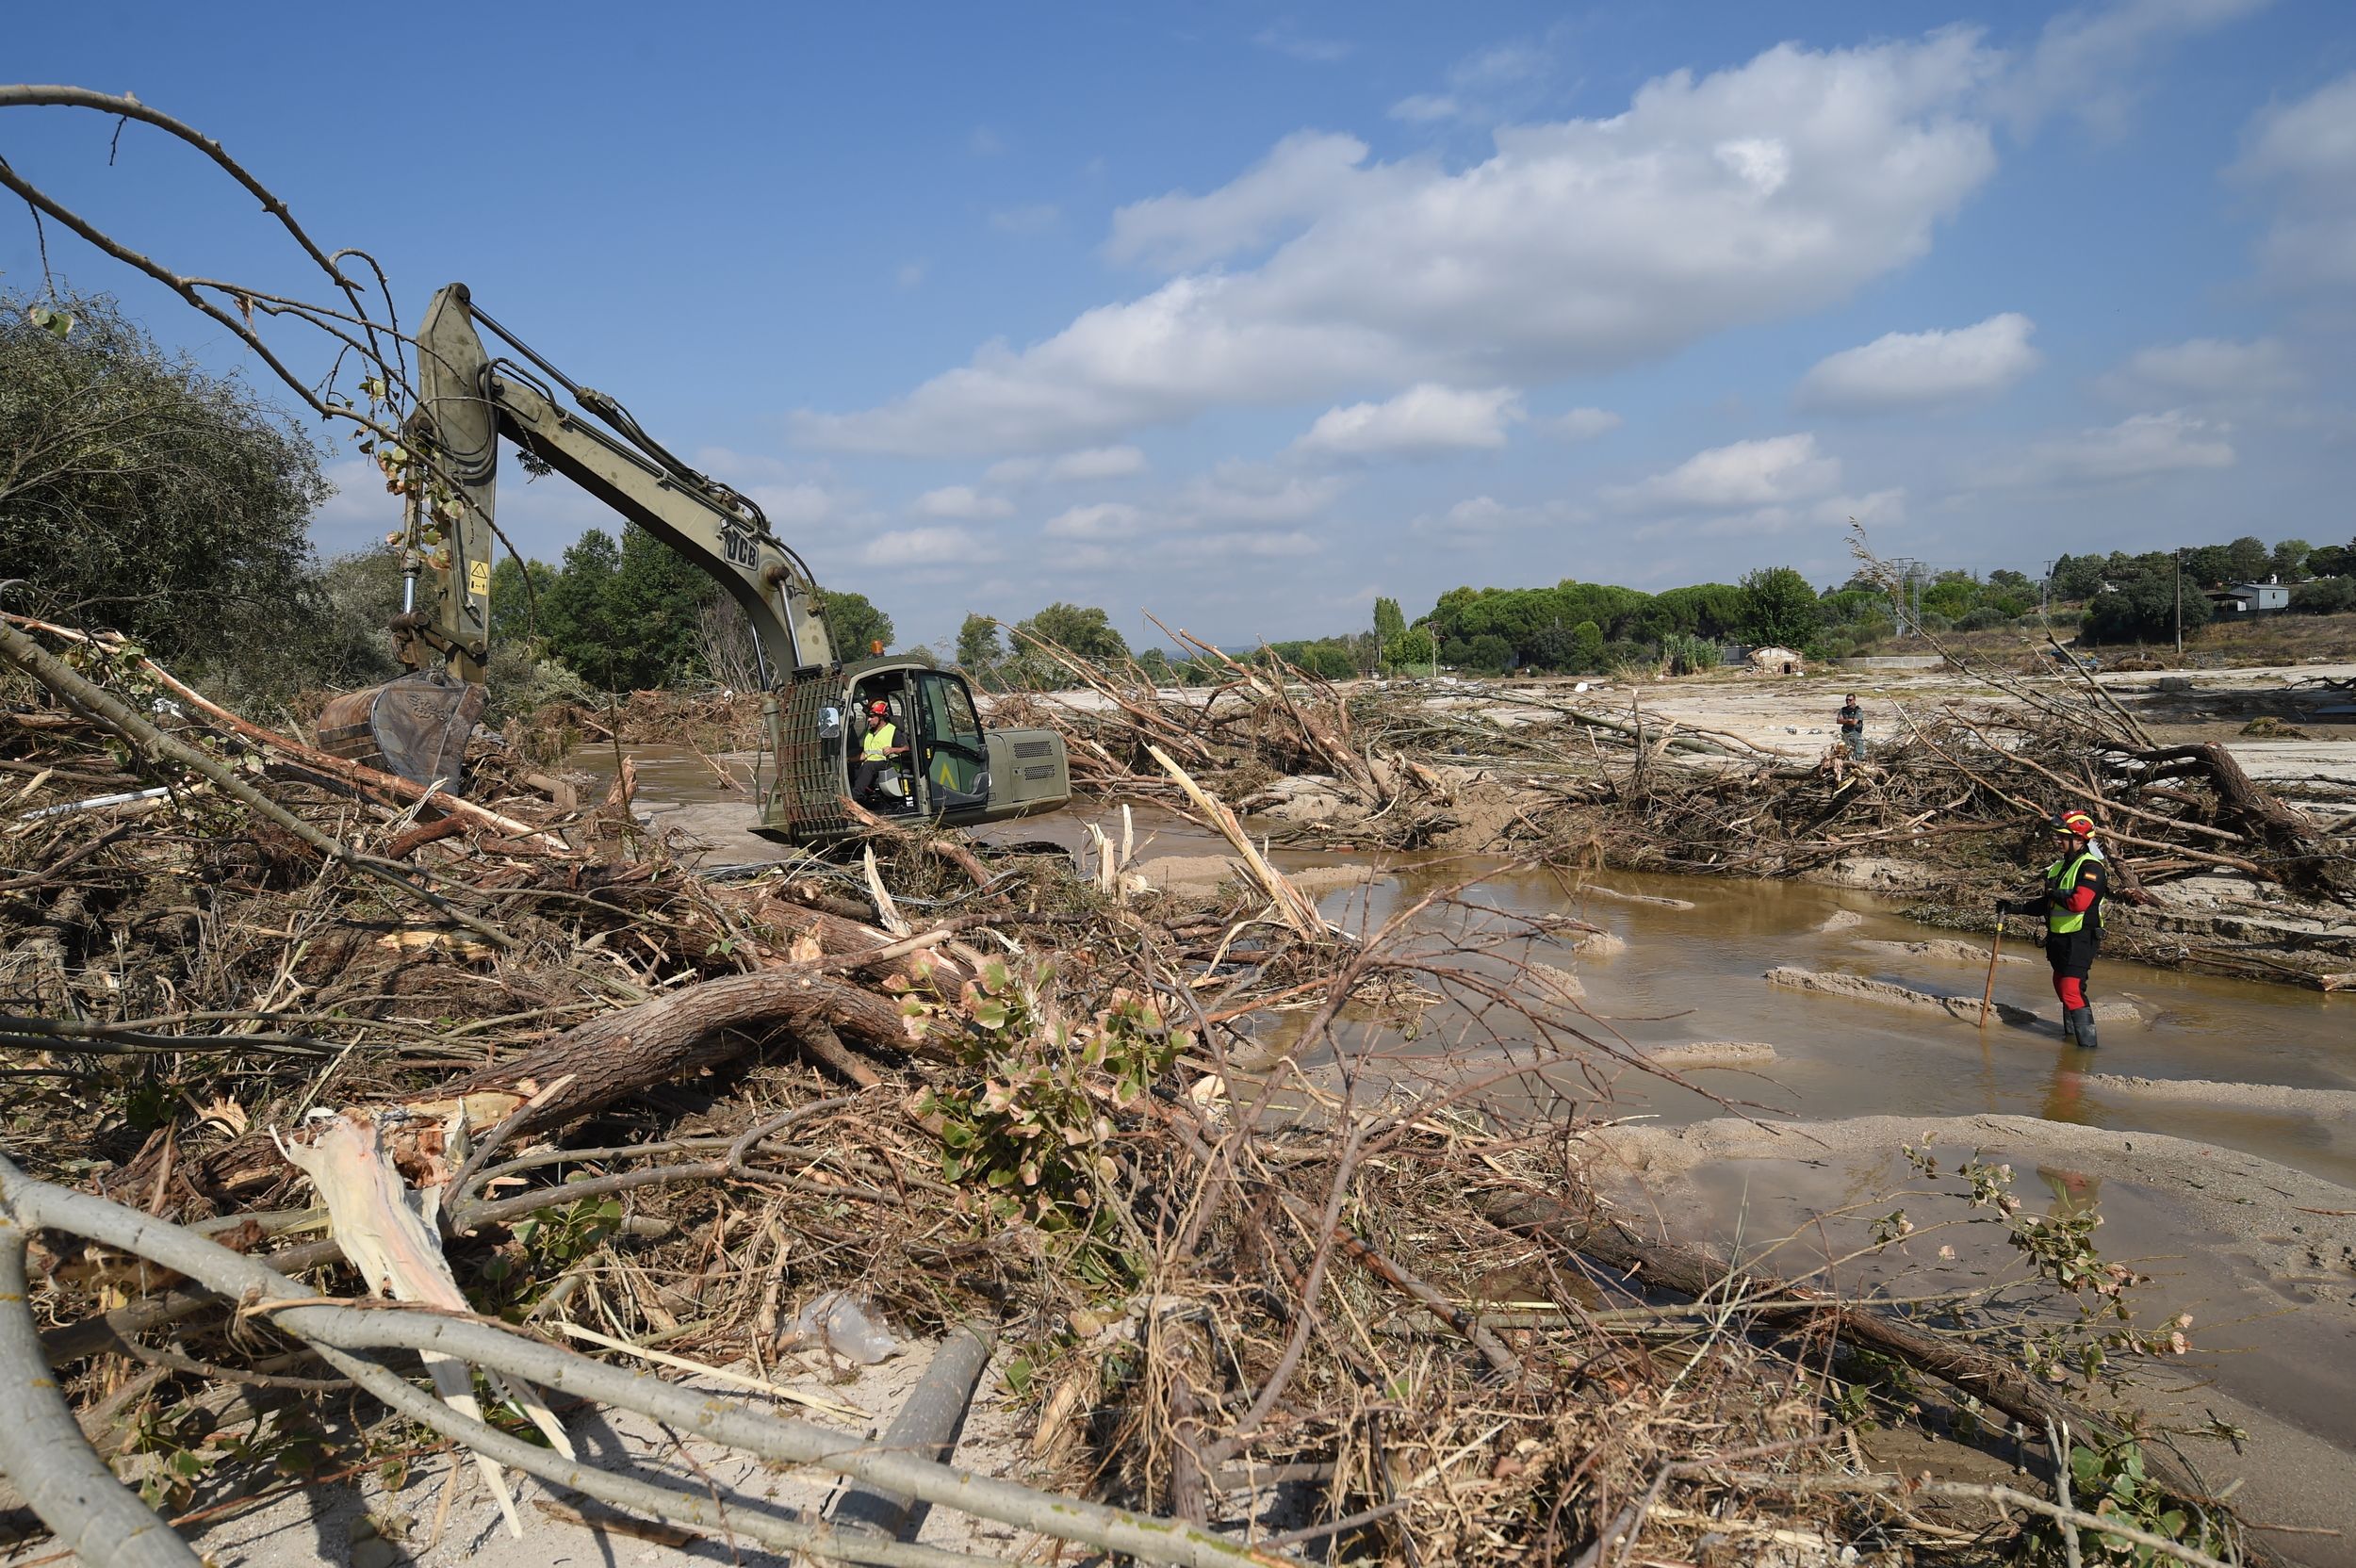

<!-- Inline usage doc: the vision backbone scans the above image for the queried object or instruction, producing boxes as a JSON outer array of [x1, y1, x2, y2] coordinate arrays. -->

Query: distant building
[[2208, 580, 2291, 616], [1745, 645, 1807, 675]]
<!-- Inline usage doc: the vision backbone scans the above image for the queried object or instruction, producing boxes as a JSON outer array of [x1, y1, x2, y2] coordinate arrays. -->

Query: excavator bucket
[[315, 670, 485, 791]]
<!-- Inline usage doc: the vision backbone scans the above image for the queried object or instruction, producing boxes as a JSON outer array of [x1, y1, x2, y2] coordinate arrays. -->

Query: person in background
[[2000, 809, 2107, 1048], [1837, 694, 1865, 760], [851, 699, 908, 807]]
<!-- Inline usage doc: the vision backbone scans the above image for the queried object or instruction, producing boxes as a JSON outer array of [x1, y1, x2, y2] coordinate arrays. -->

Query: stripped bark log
[[0, 1210, 201, 1566], [277, 1112, 572, 1535]]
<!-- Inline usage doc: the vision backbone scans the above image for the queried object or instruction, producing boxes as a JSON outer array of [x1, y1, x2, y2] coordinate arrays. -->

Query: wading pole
[[1979, 919, 2004, 1028]]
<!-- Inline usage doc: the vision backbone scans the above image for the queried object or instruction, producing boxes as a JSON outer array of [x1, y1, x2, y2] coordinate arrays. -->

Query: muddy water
[[585, 745, 2356, 1184], [1358, 859, 2356, 1187]]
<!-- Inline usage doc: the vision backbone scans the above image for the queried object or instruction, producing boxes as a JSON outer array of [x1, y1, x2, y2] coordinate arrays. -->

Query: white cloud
[[746, 482, 840, 527], [1042, 502, 1148, 541], [1178, 466, 1348, 523], [2234, 73, 2356, 291], [858, 526, 1001, 568], [1162, 530, 1323, 563], [1452, 41, 1548, 88], [1390, 93, 1461, 123], [1549, 407, 1623, 442], [1107, 132, 1371, 270], [2097, 336, 2299, 400], [1608, 433, 1843, 512], [982, 448, 1149, 486], [687, 446, 852, 531], [1830, 487, 1908, 528], [1637, 484, 1904, 543], [1797, 313, 2040, 412], [1411, 495, 1579, 537], [912, 484, 1013, 520], [969, 126, 1006, 157], [990, 204, 1061, 235], [1996, 0, 2272, 136], [1390, 39, 1556, 126], [1291, 384, 1524, 460], [1047, 445, 1149, 481], [795, 32, 2002, 456], [1998, 410, 2235, 486]]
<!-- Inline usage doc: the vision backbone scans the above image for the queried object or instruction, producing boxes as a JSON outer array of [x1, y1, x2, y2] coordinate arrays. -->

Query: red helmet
[[867, 700, 890, 716], [2051, 809, 2096, 837]]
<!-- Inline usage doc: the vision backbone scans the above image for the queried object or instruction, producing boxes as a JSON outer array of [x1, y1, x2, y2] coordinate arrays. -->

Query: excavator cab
[[754, 659, 1069, 843]]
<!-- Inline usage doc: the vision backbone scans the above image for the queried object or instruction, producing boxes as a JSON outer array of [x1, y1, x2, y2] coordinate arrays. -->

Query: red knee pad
[[2055, 976, 2086, 1010]]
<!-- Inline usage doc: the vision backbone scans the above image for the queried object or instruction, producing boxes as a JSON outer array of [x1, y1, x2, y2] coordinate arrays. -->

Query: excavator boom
[[321, 285, 1069, 846]]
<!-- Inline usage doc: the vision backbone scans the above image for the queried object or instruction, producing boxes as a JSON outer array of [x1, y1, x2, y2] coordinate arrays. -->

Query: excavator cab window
[[849, 677, 915, 808], [913, 671, 990, 811]]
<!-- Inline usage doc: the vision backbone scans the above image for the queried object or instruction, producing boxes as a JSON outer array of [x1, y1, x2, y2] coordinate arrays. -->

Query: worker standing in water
[[1999, 809, 2107, 1048]]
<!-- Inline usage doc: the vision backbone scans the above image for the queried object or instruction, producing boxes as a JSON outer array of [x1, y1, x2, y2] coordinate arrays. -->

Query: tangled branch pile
[[0, 613, 2282, 1566], [999, 620, 2356, 988]]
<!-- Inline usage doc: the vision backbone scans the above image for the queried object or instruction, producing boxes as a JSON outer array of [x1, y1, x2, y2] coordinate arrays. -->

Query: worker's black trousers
[[852, 759, 894, 804], [2045, 931, 2098, 1010]]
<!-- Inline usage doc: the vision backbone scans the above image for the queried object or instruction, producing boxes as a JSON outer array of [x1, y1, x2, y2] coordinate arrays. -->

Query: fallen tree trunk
[[419, 962, 940, 1137]]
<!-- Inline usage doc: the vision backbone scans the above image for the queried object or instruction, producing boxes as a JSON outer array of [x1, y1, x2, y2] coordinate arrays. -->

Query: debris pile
[[1003, 620, 2356, 988], [0, 611, 2277, 1564]]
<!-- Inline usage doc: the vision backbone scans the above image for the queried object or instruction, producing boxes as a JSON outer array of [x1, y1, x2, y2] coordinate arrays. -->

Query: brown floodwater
[[586, 744, 2356, 1187]]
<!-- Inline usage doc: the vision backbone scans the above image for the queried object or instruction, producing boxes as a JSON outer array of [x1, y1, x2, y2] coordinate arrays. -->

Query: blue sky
[[8, 1, 2353, 655]]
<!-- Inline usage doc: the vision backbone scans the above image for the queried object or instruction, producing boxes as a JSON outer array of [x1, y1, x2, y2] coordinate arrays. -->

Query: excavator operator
[[852, 699, 908, 808]]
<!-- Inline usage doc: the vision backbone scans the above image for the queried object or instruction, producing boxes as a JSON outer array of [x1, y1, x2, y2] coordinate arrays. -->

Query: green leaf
[[1005, 1356, 1034, 1396], [26, 303, 76, 337]]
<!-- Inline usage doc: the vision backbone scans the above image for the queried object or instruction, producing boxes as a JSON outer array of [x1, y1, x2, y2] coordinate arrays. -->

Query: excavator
[[315, 284, 1071, 845]]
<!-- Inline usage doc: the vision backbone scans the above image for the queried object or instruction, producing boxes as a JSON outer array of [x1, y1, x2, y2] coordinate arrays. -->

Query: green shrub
[[1661, 632, 1720, 675], [2291, 577, 2356, 614]]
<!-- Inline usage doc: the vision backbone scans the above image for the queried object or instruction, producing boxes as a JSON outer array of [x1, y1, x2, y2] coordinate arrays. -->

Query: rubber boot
[[2065, 1006, 2098, 1049]]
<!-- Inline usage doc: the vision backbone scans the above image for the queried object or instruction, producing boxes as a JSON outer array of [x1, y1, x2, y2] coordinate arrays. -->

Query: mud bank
[[1763, 965, 2142, 1028], [2087, 1074, 2356, 1117]]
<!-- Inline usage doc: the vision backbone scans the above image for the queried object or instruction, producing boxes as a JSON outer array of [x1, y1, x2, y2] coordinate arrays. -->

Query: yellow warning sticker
[[467, 560, 491, 597]]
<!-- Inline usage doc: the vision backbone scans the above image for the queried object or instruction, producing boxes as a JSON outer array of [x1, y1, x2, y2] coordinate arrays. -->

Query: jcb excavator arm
[[403, 282, 834, 683], [321, 284, 1072, 845]]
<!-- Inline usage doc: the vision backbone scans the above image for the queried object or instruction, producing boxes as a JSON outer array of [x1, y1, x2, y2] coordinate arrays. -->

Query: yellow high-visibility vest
[[859, 721, 896, 762], [2043, 850, 2100, 936]]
